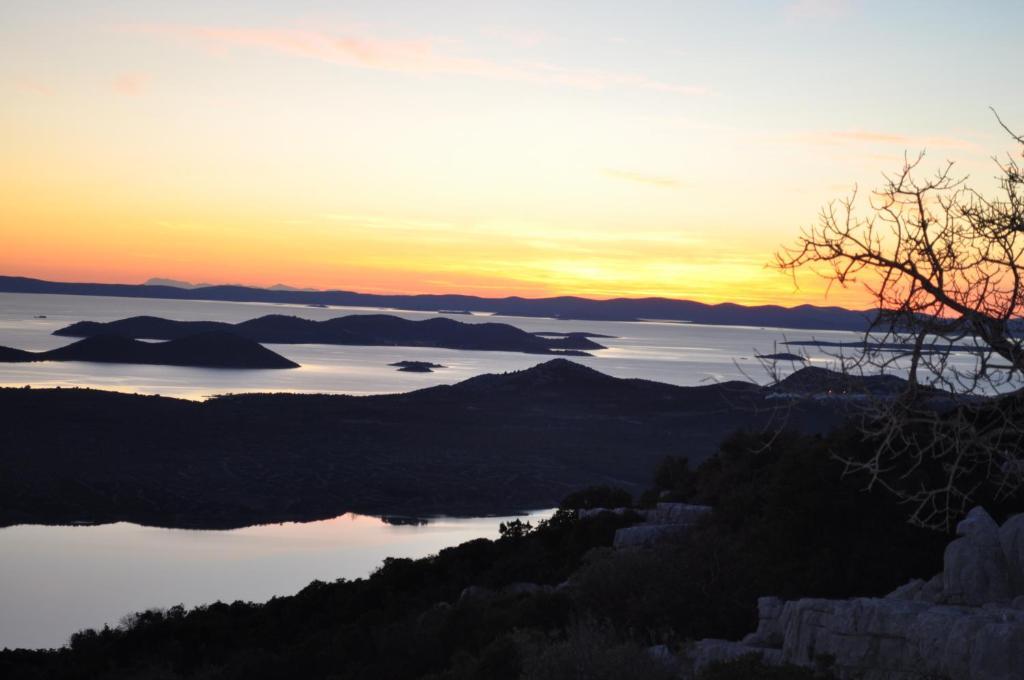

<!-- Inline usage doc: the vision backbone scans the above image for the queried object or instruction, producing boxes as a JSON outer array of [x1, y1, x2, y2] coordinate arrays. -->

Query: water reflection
[[0, 510, 554, 650]]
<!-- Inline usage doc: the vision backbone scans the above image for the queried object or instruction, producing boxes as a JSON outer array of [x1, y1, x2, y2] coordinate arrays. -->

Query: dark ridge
[[54, 313, 605, 355], [0, 360, 846, 529], [774, 365, 916, 396], [0, 332, 299, 369], [0, 274, 877, 330]]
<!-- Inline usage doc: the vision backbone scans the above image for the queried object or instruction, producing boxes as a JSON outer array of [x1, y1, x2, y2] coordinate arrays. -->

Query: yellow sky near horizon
[[2, 2, 1020, 309]]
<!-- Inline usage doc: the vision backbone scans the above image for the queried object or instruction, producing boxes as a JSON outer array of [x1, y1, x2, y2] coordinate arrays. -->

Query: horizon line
[[0, 272, 868, 313]]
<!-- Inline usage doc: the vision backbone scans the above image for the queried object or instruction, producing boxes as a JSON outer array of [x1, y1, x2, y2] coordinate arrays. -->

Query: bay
[[0, 510, 553, 650]]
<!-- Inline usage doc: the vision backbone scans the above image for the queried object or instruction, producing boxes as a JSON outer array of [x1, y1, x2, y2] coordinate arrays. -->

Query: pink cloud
[[15, 78, 53, 96], [130, 24, 709, 96], [113, 72, 150, 96]]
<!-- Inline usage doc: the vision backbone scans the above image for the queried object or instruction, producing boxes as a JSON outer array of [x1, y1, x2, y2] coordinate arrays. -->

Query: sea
[[0, 291, 922, 649]]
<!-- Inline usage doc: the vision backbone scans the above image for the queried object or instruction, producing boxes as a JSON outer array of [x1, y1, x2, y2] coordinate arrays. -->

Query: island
[[389, 360, 446, 372], [53, 313, 606, 355], [0, 332, 299, 369]]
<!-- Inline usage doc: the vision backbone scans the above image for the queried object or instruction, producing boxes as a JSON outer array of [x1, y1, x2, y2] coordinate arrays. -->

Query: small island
[[389, 360, 446, 373], [754, 352, 807, 362], [0, 332, 299, 369]]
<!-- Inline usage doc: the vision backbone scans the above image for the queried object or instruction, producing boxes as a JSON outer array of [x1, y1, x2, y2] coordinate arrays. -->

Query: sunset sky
[[2, 1, 1022, 306]]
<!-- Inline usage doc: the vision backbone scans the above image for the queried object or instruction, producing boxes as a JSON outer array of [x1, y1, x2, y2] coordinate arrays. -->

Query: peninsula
[[0, 360, 857, 529]]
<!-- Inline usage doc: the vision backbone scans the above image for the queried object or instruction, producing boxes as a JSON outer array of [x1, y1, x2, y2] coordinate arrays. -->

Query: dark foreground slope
[[0, 360, 843, 528], [0, 333, 299, 369], [0, 430, 957, 679], [2, 274, 874, 329], [54, 314, 604, 355]]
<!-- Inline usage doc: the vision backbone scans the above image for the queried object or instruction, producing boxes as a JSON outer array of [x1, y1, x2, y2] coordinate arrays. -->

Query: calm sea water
[[0, 511, 553, 650], [0, 291, 944, 651], [0, 292, 859, 397]]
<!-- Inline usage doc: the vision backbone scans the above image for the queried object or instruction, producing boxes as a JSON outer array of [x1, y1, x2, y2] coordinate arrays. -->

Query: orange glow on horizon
[[3, 4, 1008, 313]]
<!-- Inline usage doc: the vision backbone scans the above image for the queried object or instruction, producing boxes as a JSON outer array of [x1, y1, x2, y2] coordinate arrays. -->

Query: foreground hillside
[[0, 429, 969, 679], [0, 360, 842, 529]]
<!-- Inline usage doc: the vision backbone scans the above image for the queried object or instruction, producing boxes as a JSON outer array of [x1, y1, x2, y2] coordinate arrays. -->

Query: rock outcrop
[[611, 503, 712, 548], [683, 507, 1024, 680], [943, 507, 1012, 606]]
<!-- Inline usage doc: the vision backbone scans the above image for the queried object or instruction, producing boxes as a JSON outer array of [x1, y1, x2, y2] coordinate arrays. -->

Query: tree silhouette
[[775, 112, 1024, 529]]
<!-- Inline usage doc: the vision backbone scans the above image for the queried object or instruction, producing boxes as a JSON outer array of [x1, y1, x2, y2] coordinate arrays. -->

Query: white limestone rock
[[683, 508, 1024, 680], [943, 507, 1011, 606], [612, 524, 690, 548], [999, 513, 1024, 594], [650, 503, 712, 525]]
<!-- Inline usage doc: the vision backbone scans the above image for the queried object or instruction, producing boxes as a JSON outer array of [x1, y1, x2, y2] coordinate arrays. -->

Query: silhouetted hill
[[0, 360, 846, 529], [54, 314, 603, 355], [773, 365, 940, 397], [0, 332, 299, 369], [0, 274, 875, 329], [0, 346, 35, 362]]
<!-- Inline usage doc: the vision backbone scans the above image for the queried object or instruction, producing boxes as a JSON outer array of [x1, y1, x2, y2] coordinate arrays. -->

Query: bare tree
[[775, 113, 1024, 530]]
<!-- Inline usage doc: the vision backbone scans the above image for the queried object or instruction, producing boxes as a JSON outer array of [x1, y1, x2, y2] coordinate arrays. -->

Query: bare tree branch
[[774, 116, 1024, 530]]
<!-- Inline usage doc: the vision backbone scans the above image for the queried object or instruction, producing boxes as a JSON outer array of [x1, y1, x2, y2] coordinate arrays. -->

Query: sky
[[2, 1, 1022, 307]]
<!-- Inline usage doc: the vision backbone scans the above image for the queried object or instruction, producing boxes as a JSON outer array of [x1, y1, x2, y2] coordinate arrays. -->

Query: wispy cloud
[[796, 129, 980, 151], [128, 24, 709, 96], [15, 78, 53, 96], [602, 168, 681, 189], [112, 72, 150, 96]]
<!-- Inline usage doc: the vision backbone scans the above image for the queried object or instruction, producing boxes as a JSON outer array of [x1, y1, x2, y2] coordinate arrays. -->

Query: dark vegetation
[[53, 314, 604, 355], [0, 332, 298, 369], [1, 274, 874, 328], [0, 427, 976, 679], [0, 360, 844, 528]]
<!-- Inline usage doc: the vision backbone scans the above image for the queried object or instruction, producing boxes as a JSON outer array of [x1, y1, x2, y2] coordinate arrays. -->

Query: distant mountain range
[[0, 332, 298, 369], [54, 314, 603, 355], [143, 277, 317, 292], [0, 275, 875, 330]]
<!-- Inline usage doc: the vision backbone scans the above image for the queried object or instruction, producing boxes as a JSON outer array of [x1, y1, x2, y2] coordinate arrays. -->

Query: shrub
[[559, 485, 632, 510]]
